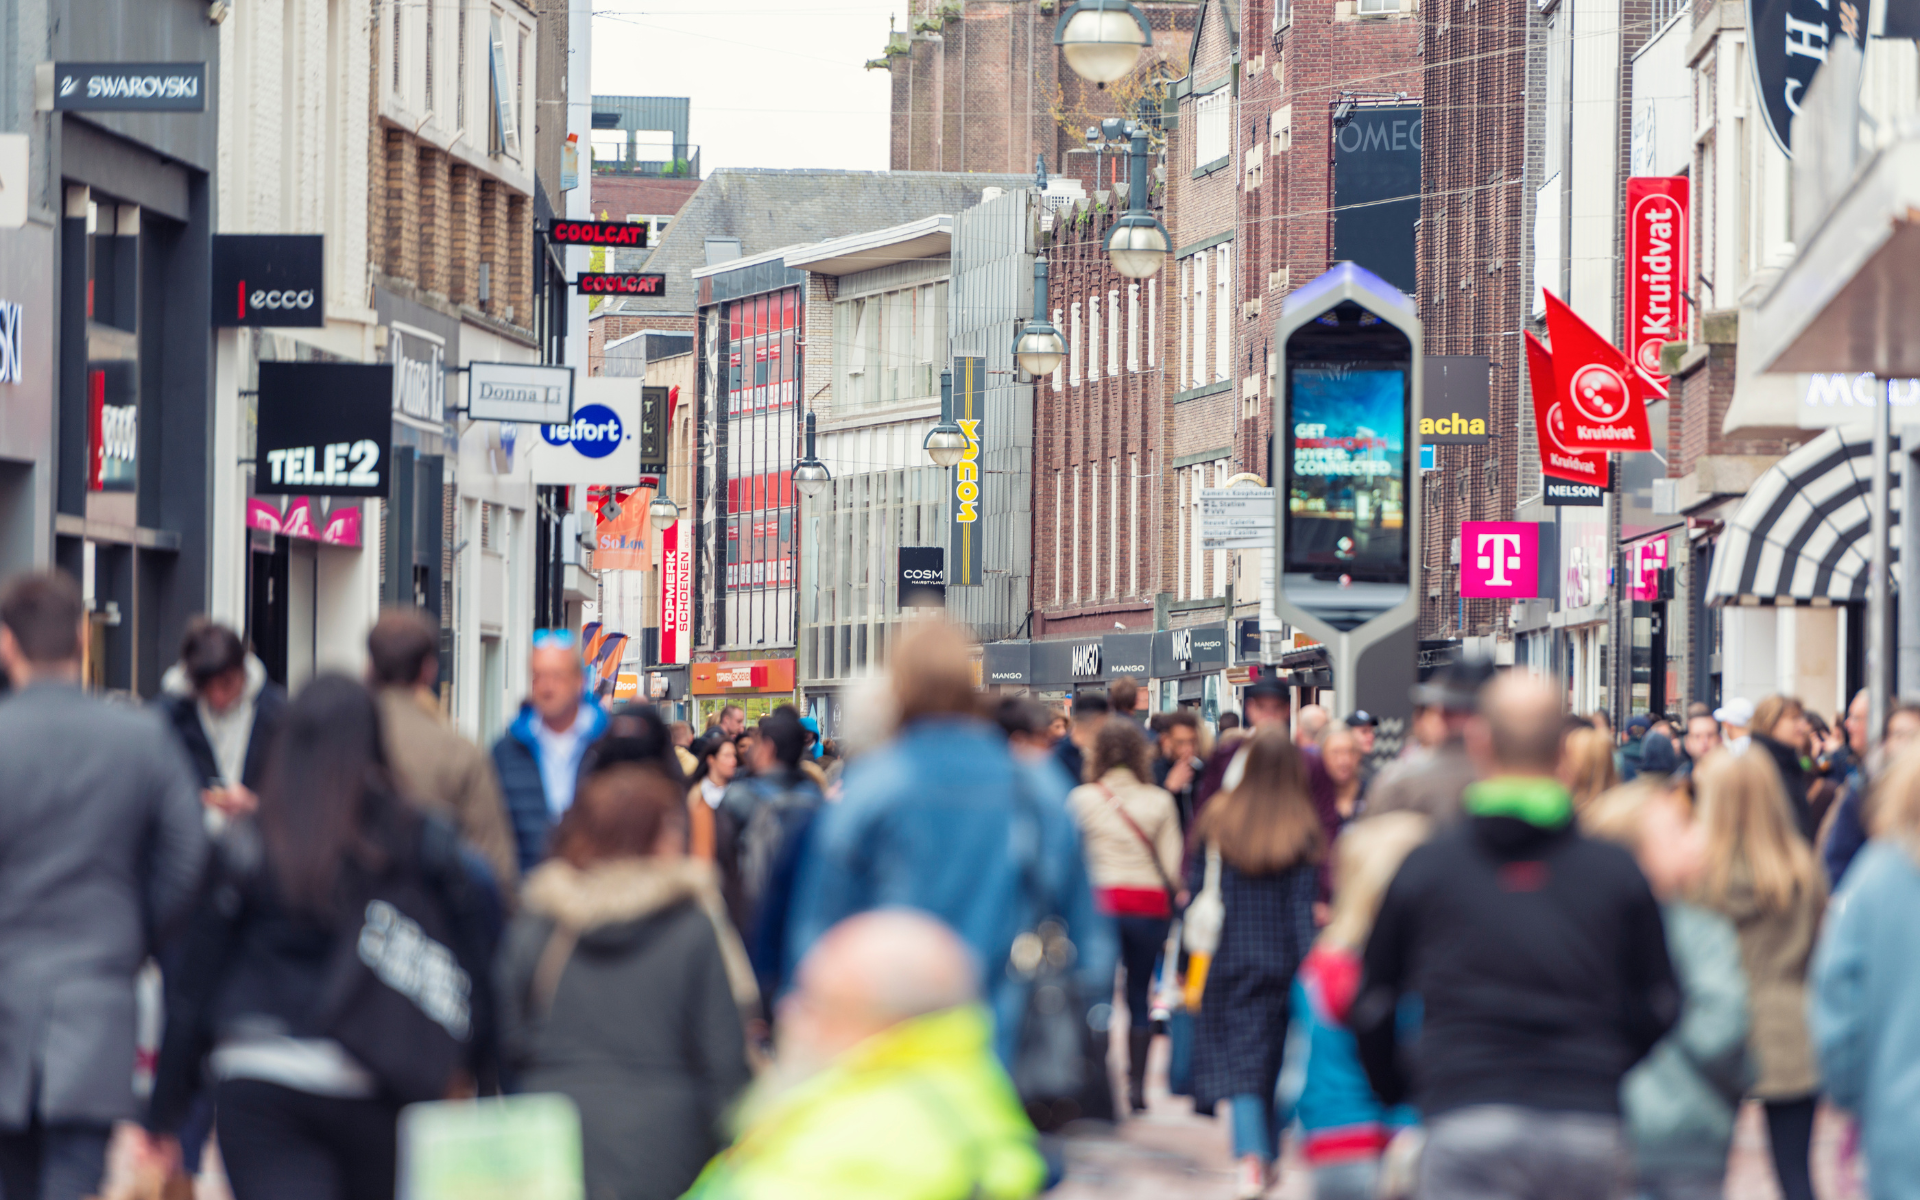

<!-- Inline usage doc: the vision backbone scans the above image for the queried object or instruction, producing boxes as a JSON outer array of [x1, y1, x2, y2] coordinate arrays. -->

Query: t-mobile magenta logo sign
[[1460, 521, 1541, 598]]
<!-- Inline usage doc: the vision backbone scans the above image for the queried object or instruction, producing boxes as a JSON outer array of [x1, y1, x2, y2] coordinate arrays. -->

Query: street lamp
[[648, 493, 681, 532], [1013, 255, 1067, 377], [924, 370, 969, 467], [1106, 124, 1170, 278], [792, 410, 832, 498], [1054, 0, 1153, 85]]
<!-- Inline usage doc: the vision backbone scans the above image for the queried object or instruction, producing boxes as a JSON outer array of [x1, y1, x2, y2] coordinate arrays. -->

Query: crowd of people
[[7, 563, 1920, 1200]]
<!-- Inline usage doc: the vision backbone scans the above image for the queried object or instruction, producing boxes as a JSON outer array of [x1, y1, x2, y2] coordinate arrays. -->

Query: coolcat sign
[[1625, 178, 1688, 394], [546, 220, 650, 248]]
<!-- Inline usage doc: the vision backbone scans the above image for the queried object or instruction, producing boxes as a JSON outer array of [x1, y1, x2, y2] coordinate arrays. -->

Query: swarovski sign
[[37, 63, 206, 113]]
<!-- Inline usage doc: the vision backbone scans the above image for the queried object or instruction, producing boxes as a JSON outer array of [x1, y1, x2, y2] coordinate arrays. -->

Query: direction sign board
[[1201, 488, 1277, 550]]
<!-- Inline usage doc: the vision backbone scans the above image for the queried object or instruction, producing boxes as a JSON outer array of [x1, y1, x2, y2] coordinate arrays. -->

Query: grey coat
[[0, 682, 208, 1127], [498, 858, 756, 1200]]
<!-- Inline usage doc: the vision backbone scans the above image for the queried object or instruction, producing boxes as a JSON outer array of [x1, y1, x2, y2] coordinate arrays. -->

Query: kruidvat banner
[[1540, 290, 1654, 453], [658, 518, 692, 665], [1625, 178, 1688, 396], [1459, 520, 1542, 599], [1524, 331, 1609, 485]]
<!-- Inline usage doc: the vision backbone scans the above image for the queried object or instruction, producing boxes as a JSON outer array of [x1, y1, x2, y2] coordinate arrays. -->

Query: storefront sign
[[526, 378, 641, 485], [638, 386, 670, 474], [1631, 537, 1669, 601], [982, 640, 1032, 686], [1419, 355, 1491, 444], [658, 518, 691, 665], [1525, 330, 1609, 484], [246, 496, 363, 546], [256, 363, 394, 498], [1103, 633, 1152, 681], [613, 673, 641, 702], [1200, 488, 1276, 550], [1750, 0, 1865, 154], [546, 219, 650, 248], [39, 62, 205, 112], [0, 300, 20, 382], [949, 356, 985, 586], [1459, 521, 1541, 599], [1624, 179, 1688, 394], [1151, 623, 1230, 676], [87, 362, 136, 493], [1544, 478, 1606, 506], [594, 485, 653, 571], [575, 273, 665, 296], [690, 657, 796, 695], [1540, 290, 1653, 451], [390, 327, 446, 423], [468, 362, 574, 424], [1331, 105, 1422, 295], [212, 235, 324, 328], [1559, 503, 1610, 611], [898, 546, 946, 608]]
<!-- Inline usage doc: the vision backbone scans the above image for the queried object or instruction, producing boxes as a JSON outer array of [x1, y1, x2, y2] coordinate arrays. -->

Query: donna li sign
[[255, 363, 393, 498]]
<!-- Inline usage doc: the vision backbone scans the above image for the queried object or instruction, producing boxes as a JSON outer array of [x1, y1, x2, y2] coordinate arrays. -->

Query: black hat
[[1244, 673, 1290, 703], [1345, 709, 1378, 728], [1638, 731, 1680, 777], [1411, 656, 1496, 713]]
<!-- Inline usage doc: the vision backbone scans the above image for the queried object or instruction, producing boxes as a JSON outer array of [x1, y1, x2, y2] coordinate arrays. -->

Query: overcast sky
[[591, 1, 902, 174]]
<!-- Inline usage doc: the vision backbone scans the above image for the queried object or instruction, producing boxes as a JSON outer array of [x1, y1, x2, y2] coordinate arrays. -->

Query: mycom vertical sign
[[948, 355, 986, 586]]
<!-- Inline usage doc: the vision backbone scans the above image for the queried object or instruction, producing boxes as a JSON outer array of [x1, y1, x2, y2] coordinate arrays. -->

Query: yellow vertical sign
[[949, 356, 985, 586]]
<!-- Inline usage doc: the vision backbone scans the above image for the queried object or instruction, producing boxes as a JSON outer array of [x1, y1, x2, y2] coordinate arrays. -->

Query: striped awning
[[1704, 425, 1903, 606]]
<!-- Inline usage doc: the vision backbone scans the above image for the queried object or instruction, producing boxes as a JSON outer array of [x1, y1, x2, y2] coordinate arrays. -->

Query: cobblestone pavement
[[1051, 1037, 1865, 1200]]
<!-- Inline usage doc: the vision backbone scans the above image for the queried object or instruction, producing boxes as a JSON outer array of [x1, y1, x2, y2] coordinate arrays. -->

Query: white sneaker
[[1233, 1154, 1267, 1199]]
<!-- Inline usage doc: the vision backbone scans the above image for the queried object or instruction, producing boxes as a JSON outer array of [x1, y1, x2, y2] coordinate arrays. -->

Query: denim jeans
[[1230, 1092, 1278, 1162], [0, 1121, 113, 1200], [1115, 915, 1170, 1029], [1311, 1158, 1380, 1200], [1418, 1105, 1627, 1200]]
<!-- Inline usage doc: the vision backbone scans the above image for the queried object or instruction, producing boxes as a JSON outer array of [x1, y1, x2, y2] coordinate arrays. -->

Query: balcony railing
[[591, 146, 701, 179]]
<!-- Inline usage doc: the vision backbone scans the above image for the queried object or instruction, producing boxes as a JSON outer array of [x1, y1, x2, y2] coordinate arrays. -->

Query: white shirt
[[700, 777, 728, 809], [532, 706, 592, 817]]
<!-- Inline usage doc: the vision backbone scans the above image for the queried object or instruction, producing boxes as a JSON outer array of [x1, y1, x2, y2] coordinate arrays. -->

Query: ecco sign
[[213, 236, 325, 328], [526, 378, 642, 485], [256, 363, 394, 498]]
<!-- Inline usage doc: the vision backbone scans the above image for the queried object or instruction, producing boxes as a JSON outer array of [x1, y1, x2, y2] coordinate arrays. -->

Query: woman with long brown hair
[[1749, 694, 1816, 838], [1559, 725, 1619, 811], [1692, 748, 1827, 1200], [1185, 727, 1324, 1198]]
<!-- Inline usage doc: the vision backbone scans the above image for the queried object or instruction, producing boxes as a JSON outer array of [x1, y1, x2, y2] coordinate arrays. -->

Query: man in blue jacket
[[491, 631, 608, 873], [786, 621, 1115, 1074]]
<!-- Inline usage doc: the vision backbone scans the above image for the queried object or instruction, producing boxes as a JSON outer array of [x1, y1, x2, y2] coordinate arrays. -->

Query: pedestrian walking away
[[684, 910, 1045, 1200], [1183, 727, 1324, 1199], [1812, 741, 1920, 1200], [1066, 717, 1184, 1114], [1363, 657, 1490, 824], [1273, 811, 1428, 1200], [1690, 748, 1827, 1200], [1581, 781, 1753, 1200], [367, 610, 520, 893], [1353, 671, 1679, 1200], [155, 618, 288, 819], [0, 572, 210, 1200], [143, 675, 495, 1200], [493, 631, 610, 874], [717, 708, 825, 999], [497, 764, 755, 1200]]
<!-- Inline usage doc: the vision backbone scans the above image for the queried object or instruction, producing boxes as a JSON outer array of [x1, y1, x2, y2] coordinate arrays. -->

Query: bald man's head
[[778, 911, 979, 1073], [1295, 704, 1329, 748], [1476, 672, 1566, 775]]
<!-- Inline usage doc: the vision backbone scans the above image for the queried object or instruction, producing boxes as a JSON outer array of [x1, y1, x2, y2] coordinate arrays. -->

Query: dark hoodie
[[1750, 734, 1816, 840], [1353, 777, 1680, 1119]]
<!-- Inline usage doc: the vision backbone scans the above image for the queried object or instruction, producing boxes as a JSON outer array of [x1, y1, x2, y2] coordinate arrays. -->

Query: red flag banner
[[1541, 290, 1654, 452], [1525, 331, 1610, 484], [1625, 177, 1688, 397]]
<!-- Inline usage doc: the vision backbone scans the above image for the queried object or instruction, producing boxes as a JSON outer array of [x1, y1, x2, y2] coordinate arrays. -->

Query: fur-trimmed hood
[[522, 857, 759, 1008]]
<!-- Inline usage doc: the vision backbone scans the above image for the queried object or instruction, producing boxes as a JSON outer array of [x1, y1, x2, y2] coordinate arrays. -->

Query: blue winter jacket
[[1812, 840, 1920, 1200], [490, 697, 608, 874], [1276, 946, 1416, 1166], [784, 717, 1116, 1065]]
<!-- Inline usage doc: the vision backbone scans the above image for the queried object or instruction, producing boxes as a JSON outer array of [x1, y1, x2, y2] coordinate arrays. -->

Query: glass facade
[[804, 463, 946, 680]]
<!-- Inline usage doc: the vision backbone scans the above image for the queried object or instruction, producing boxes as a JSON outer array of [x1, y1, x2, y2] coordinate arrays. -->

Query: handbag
[[1008, 775, 1113, 1130], [1096, 782, 1179, 903], [1182, 842, 1224, 955]]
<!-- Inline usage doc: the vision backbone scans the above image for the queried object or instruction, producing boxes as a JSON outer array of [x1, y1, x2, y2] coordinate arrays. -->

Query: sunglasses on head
[[532, 629, 577, 650]]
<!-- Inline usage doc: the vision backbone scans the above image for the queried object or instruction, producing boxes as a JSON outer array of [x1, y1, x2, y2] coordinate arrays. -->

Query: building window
[[832, 279, 947, 410], [1088, 294, 1101, 382], [1073, 464, 1083, 600], [1176, 465, 1189, 601], [1189, 468, 1204, 599], [1176, 262, 1189, 388], [1054, 469, 1064, 606], [1127, 284, 1141, 372], [1070, 302, 1083, 386], [1129, 453, 1140, 596], [1213, 459, 1229, 595], [1090, 458, 1102, 596], [425, 0, 435, 111], [1272, 105, 1293, 153], [1214, 244, 1231, 382], [1052, 307, 1064, 392], [1194, 89, 1230, 167], [457, 7, 468, 130], [1357, 0, 1400, 13], [1148, 279, 1158, 368], [1192, 250, 1208, 390], [1108, 289, 1121, 377], [1109, 458, 1120, 597], [488, 11, 521, 159]]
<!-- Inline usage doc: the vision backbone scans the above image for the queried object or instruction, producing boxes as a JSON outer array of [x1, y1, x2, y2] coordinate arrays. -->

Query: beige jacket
[[1067, 767, 1184, 896], [378, 686, 520, 890], [1708, 857, 1827, 1098]]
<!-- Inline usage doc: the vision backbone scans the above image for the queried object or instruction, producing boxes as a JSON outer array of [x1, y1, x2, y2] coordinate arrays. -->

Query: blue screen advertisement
[[1285, 366, 1408, 577]]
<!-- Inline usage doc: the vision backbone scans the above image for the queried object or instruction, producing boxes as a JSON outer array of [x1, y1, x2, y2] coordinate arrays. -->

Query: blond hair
[[1868, 741, 1920, 861], [1562, 727, 1619, 810], [1320, 812, 1431, 950], [1693, 747, 1822, 915], [1194, 728, 1324, 875], [1580, 779, 1673, 851]]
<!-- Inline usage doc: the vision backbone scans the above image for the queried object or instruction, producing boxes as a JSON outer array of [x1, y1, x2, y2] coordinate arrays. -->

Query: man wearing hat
[[1619, 714, 1652, 782], [1345, 710, 1380, 788], [1714, 698, 1754, 755], [1193, 674, 1339, 848], [1364, 657, 1494, 824]]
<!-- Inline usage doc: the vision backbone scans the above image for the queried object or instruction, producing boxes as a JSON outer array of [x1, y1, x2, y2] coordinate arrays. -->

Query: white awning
[[1704, 425, 1904, 606]]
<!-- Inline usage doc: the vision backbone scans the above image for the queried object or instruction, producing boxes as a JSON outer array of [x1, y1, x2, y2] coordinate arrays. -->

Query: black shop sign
[[212, 235, 325, 328], [43, 63, 206, 112], [256, 363, 394, 498], [898, 546, 946, 608], [1151, 623, 1230, 676]]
